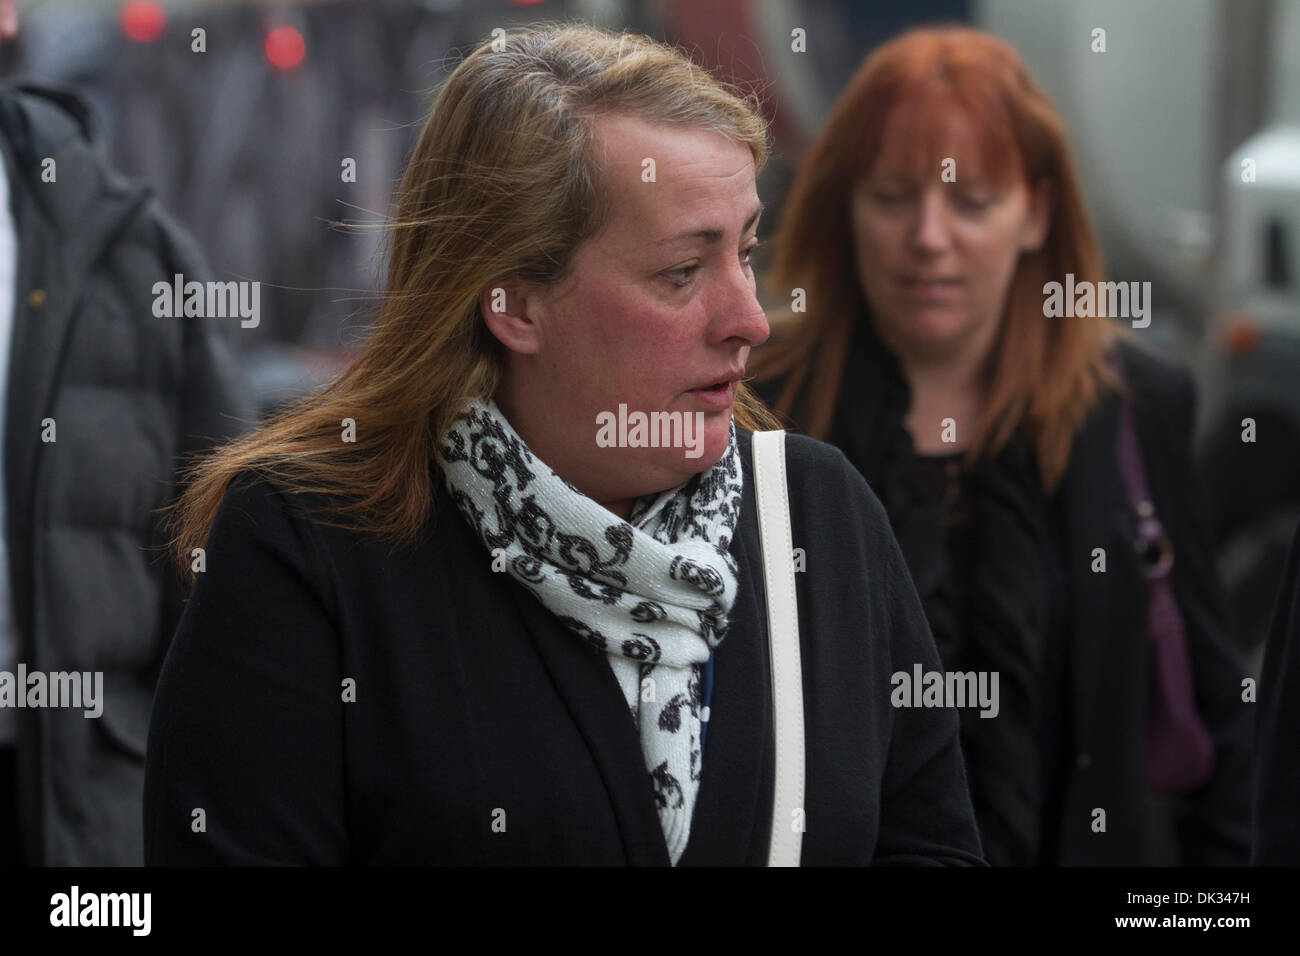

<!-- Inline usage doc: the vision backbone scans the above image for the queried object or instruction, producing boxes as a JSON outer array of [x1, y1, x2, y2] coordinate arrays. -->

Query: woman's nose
[[709, 262, 770, 347], [912, 189, 955, 252]]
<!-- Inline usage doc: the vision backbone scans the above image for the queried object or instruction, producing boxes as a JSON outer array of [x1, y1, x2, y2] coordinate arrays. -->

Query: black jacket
[[1252, 520, 1300, 863], [757, 336, 1253, 866], [1052, 343, 1251, 864], [144, 430, 986, 865], [0, 85, 252, 864]]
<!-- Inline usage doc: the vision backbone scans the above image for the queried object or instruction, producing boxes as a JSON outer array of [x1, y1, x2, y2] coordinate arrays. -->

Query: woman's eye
[[664, 242, 760, 287], [871, 190, 911, 204], [663, 265, 698, 287], [955, 193, 992, 212]]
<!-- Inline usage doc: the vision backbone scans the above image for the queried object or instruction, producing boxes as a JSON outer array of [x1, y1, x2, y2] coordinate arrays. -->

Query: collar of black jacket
[[0, 83, 143, 253]]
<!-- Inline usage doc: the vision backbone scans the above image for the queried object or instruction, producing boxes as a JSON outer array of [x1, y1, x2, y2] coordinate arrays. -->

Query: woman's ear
[[480, 279, 542, 355], [1020, 177, 1054, 253]]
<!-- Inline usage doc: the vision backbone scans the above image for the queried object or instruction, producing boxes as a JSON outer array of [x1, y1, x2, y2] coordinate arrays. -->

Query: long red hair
[[750, 25, 1123, 489]]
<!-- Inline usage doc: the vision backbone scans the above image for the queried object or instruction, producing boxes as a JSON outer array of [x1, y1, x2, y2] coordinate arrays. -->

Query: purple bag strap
[[1112, 365, 1215, 795]]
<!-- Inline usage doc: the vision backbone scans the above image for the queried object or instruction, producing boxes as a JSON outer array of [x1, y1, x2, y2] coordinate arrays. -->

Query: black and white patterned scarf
[[438, 398, 743, 864]]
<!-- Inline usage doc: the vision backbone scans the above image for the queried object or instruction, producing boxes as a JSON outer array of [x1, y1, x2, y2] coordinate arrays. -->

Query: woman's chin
[[640, 426, 731, 481], [586, 406, 734, 493], [697, 416, 734, 465], [879, 307, 981, 356]]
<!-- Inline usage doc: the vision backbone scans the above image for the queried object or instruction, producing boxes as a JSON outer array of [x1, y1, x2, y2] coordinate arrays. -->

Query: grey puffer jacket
[[1, 83, 252, 864]]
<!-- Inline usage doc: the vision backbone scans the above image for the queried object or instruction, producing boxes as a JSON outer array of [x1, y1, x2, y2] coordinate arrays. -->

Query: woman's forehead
[[592, 113, 752, 169], [865, 89, 1024, 185], [591, 115, 758, 240]]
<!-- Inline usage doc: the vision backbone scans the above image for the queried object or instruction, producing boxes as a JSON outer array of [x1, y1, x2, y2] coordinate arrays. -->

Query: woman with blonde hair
[[752, 25, 1251, 866], [143, 23, 984, 866]]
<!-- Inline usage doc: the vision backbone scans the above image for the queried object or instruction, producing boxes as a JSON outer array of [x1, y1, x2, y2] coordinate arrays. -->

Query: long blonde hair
[[167, 22, 779, 578]]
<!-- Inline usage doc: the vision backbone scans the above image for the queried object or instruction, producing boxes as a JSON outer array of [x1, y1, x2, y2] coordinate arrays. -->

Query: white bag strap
[[752, 429, 805, 867]]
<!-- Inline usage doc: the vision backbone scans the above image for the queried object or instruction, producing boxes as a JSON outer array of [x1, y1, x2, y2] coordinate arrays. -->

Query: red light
[[1221, 314, 1262, 356], [265, 25, 306, 71], [120, 1, 165, 44]]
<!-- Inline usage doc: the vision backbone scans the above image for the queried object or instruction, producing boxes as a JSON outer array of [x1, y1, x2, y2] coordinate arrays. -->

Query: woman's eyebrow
[[653, 202, 764, 246]]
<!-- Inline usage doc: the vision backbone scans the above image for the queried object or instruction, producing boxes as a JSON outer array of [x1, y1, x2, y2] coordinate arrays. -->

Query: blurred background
[[6, 0, 1298, 666]]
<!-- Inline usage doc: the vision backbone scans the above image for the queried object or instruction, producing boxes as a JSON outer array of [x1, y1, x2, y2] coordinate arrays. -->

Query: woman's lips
[[687, 379, 737, 411], [899, 276, 964, 301]]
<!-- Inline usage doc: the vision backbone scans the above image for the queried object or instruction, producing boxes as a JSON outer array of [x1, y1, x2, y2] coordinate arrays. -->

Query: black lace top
[[916, 449, 1074, 864]]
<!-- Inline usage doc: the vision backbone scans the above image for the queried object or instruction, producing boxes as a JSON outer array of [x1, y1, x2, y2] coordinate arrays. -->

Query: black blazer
[[143, 430, 986, 865], [760, 339, 1253, 865], [1252, 521, 1300, 863]]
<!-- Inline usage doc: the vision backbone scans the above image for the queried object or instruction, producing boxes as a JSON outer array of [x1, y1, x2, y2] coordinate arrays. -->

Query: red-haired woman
[[751, 26, 1251, 866]]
